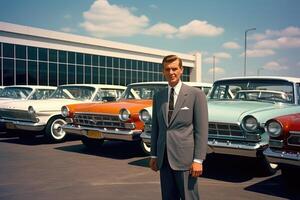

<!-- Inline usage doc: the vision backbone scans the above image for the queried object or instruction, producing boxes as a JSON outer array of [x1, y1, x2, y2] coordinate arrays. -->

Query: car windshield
[[208, 79, 294, 104], [120, 84, 167, 100], [28, 89, 55, 100], [50, 86, 95, 100], [93, 89, 124, 102], [0, 87, 33, 99]]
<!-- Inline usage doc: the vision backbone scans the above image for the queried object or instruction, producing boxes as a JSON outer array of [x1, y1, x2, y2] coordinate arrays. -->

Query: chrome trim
[[140, 131, 151, 145], [0, 118, 45, 131], [209, 122, 246, 138], [269, 139, 284, 148], [208, 139, 267, 157], [263, 147, 300, 166], [62, 124, 142, 141], [287, 132, 300, 147]]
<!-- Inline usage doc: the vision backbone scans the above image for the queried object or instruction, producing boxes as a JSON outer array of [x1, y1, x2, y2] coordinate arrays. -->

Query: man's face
[[163, 59, 183, 87]]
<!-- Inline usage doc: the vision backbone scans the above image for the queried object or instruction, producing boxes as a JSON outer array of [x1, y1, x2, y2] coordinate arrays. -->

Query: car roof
[[3, 85, 57, 89], [128, 81, 212, 87], [215, 76, 300, 83], [58, 84, 126, 89]]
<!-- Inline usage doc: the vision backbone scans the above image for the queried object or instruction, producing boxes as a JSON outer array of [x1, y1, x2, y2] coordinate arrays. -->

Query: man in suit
[[149, 55, 208, 200]]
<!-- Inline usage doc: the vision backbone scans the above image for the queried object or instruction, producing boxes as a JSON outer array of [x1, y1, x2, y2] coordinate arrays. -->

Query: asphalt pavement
[[0, 132, 299, 200]]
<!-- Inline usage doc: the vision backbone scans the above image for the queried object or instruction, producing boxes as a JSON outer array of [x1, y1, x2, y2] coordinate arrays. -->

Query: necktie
[[168, 87, 174, 123]]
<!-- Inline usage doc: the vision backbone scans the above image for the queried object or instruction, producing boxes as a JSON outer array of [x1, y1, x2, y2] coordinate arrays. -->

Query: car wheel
[[45, 117, 67, 142], [140, 140, 151, 155], [257, 155, 279, 176], [81, 137, 104, 150]]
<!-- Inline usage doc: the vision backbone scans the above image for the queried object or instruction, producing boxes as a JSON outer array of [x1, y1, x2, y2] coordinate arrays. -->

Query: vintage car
[[263, 112, 300, 181], [61, 82, 212, 154], [0, 84, 126, 142], [0, 85, 56, 102], [140, 76, 300, 175]]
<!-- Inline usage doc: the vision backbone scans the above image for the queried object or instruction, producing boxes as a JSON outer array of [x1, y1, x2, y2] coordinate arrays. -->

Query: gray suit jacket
[[151, 83, 208, 171]]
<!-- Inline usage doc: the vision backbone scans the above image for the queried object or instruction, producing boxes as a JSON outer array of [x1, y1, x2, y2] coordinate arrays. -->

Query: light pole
[[213, 56, 216, 82], [244, 28, 256, 76]]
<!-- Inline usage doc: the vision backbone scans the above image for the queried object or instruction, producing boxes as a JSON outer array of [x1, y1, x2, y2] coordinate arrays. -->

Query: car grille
[[0, 109, 35, 122], [73, 113, 126, 129], [287, 131, 300, 147], [209, 122, 245, 138]]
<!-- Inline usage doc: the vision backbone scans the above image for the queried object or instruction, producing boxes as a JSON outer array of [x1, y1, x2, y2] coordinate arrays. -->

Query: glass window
[[0, 58, 2, 85], [49, 49, 57, 62], [84, 54, 91, 65], [16, 60, 26, 85], [0, 43, 2, 57], [132, 60, 137, 70], [120, 70, 125, 86], [113, 57, 119, 68], [126, 70, 131, 85], [68, 64, 75, 84], [143, 72, 148, 82], [59, 64, 67, 85], [92, 67, 98, 84], [76, 65, 83, 84], [68, 52, 75, 64], [3, 43, 14, 58], [100, 56, 105, 66], [38, 48, 48, 61], [100, 67, 106, 84], [85, 66, 91, 84], [39, 62, 48, 85], [59, 51, 67, 63], [138, 61, 142, 70], [16, 45, 26, 59], [76, 53, 83, 64], [143, 62, 148, 71], [107, 68, 112, 84], [113, 69, 119, 85], [125, 59, 131, 70], [92, 55, 98, 66], [28, 61, 37, 85], [3, 59, 14, 85], [120, 58, 125, 69], [49, 63, 57, 86], [28, 46, 37, 60], [138, 71, 143, 82], [107, 56, 112, 68]]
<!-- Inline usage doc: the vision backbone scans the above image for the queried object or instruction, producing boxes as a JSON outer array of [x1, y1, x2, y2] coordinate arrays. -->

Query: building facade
[[0, 22, 202, 86]]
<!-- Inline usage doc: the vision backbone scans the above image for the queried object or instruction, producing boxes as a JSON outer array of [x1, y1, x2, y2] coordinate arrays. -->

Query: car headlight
[[139, 109, 151, 123], [28, 106, 36, 115], [119, 108, 131, 122], [242, 115, 259, 132], [265, 120, 282, 137], [61, 106, 69, 117]]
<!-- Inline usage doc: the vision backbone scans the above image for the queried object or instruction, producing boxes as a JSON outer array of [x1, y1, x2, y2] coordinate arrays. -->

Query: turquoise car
[[140, 76, 300, 175]]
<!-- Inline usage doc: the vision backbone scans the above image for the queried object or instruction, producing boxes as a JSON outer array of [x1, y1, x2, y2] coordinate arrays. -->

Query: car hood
[[68, 99, 153, 115], [0, 99, 84, 112], [207, 100, 295, 123]]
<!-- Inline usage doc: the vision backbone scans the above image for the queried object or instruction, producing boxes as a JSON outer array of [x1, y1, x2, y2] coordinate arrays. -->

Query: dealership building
[[0, 21, 202, 86]]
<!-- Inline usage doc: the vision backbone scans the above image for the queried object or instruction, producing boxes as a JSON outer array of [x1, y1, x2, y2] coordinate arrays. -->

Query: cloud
[[144, 23, 177, 38], [263, 61, 288, 71], [203, 57, 220, 64], [214, 52, 232, 59], [255, 37, 300, 49], [208, 67, 225, 74], [176, 20, 224, 38], [81, 0, 149, 37], [241, 49, 275, 57], [222, 42, 241, 49], [149, 4, 158, 9]]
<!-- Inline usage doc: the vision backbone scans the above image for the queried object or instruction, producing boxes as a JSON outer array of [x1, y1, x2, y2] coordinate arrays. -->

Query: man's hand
[[149, 158, 158, 172], [189, 162, 203, 177]]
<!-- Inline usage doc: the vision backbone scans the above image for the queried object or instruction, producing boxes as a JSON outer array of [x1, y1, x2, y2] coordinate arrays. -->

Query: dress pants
[[159, 151, 199, 200]]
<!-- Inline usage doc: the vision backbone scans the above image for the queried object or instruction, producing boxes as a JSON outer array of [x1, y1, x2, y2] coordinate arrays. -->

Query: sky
[[1, 0, 300, 83]]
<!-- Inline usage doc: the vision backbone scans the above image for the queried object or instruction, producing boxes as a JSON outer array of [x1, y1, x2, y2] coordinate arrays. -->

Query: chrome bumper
[[263, 147, 300, 166], [0, 118, 45, 131], [208, 139, 267, 157], [140, 131, 151, 145], [62, 124, 142, 141]]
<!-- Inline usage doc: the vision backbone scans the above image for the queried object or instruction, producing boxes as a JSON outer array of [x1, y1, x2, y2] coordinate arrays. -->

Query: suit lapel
[[169, 84, 189, 125]]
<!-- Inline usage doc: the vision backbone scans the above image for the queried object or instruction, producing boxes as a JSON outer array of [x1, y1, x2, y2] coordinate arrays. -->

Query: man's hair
[[162, 55, 183, 69]]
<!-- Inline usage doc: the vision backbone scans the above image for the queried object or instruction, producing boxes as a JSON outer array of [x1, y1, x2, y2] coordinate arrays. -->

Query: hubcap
[[51, 119, 66, 140]]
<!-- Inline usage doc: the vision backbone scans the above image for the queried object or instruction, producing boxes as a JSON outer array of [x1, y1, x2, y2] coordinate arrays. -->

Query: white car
[[0, 84, 126, 142], [0, 85, 56, 102]]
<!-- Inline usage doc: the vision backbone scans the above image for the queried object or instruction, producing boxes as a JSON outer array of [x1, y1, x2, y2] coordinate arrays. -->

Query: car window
[[0, 87, 33, 99], [94, 89, 124, 102], [50, 86, 95, 100], [120, 84, 167, 100], [29, 89, 55, 100]]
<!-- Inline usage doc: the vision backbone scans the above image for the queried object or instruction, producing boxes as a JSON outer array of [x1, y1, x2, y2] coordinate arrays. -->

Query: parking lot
[[0, 132, 298, 200]]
